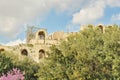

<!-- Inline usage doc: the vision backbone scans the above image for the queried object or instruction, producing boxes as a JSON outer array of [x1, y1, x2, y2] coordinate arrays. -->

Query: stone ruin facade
[[0, 25, 106, 63], [0, 26, 73, 63], [16, 26, 71, 62]]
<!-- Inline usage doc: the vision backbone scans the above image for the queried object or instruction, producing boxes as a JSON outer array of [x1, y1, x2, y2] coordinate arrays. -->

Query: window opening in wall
[[38, 31, 45, 40], [21, 49, 28, 56], [39, 49, 45, 59]]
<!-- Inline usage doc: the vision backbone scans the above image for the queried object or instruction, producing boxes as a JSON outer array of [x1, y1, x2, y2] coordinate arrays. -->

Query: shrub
[[0, 68, 24, 80], [36, 25, 120, 80], [0, 53, 14, 76]]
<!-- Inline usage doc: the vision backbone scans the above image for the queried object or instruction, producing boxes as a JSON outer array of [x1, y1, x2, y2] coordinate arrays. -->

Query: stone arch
[[0, 48, 4, 53], [98, 25, 105, 33], [21, 49, 28, 56], [38, 31, 45, 40], [39, 49, 45, 59]]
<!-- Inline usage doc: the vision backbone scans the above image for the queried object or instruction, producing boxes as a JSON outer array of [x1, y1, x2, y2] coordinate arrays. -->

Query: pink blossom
[[0, 68, 24, 80]]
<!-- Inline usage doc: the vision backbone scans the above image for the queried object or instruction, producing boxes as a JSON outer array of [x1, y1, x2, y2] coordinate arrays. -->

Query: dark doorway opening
[[39, 49, 45, 59], [38, 31, 45, 40], [21, 49, 28, 56]]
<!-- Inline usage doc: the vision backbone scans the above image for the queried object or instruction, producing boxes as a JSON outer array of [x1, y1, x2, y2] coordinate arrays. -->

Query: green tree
[[0, 52, 14, 76], [36, 25, 120, 80], [0, 51, 40, 80], [16, 58, 40, 80]]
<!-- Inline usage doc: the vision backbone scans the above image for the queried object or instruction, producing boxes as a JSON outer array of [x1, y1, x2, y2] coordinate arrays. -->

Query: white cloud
[[106, 0, 120, 7], [0, 0, 49, 37], [0, 0, 120, 39], [111, 14, 120, 21], [72, 0, 120, 25], [54, 0, 85, 14], [4, 39, 26, 46], [0, 0, 84, 38], [72, 0, 105, 24]]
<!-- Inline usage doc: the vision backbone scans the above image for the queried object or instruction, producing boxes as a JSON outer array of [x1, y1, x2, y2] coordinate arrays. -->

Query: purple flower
[[0, 68, 24, 80]]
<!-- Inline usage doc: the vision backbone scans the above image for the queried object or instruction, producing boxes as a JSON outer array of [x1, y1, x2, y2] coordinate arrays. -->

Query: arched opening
[[38, 31, 45, 40], [98, 25, 103, 30], [21, 49, 28, 56], [0, 48, 4, 53], [39, 49, 45, 59], [98, 25, 104, 33]]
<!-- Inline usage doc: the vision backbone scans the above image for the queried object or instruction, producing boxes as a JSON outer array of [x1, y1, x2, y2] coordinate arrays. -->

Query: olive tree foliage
[[0, 51, 40, 80], [36, 25, 120, 80], [0, 53, 14, 76], [16, 58, 40, 80]]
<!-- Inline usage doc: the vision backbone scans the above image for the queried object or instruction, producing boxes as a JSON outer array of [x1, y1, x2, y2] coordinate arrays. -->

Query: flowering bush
[[0, 68, 24, 80]]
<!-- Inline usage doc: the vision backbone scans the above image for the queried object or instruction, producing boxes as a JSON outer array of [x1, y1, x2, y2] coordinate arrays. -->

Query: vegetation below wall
[[0, 51, 40, 80], [0, 25, 120, 80]]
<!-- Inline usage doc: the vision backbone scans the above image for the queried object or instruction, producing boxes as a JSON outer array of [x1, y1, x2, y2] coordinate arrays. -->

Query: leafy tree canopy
[[36, 25, 120, 80]]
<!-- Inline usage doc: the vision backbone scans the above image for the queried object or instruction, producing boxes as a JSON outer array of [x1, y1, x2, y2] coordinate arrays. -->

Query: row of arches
[[21, 49, 45, 59]]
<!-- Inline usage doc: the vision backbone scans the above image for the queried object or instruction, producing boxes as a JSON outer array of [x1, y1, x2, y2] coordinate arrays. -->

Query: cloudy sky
[[0, 0, 120, 45]]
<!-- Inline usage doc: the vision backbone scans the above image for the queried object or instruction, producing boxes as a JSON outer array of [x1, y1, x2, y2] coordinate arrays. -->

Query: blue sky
[[0, 0, 120, 45]]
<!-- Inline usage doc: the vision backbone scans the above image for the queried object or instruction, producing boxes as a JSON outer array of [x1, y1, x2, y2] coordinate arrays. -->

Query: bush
[[0, 51, 40, 80], [36, 25, 120, 80], [0, 68, 24, 80], [16, 58, 40, 80], [0, 53, 14, 76]]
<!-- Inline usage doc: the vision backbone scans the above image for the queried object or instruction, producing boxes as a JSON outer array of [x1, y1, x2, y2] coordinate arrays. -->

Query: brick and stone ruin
[[0, 26, 76, 62], [0, 25, 106, 62]]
